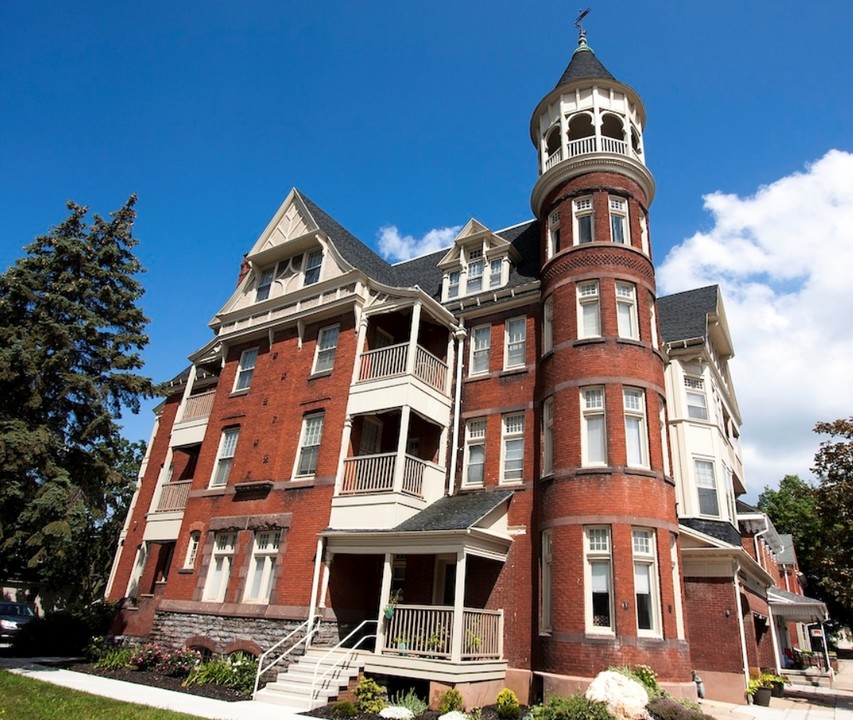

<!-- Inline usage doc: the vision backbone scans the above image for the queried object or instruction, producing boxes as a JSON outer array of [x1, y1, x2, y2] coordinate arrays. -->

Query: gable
[[246, 189, 320, 263]]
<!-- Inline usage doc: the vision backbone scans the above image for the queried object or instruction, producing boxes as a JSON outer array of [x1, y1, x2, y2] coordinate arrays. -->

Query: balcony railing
[[180, 390, 216, 422], [154, 480, 192, 512], [340, 453, 439, 499], [560, 135, 641, 163], [382, 605, 502, 660], [357, 343, 448, 394]]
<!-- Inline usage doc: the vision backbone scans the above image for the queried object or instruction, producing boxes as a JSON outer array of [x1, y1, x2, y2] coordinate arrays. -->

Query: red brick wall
[[684, 577, 742, 673]]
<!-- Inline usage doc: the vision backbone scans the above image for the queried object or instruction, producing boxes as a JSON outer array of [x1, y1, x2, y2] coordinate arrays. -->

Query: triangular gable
[[678, 523, 734, 550], [438, 218, 517, 267], [246, 189, 319, 261]]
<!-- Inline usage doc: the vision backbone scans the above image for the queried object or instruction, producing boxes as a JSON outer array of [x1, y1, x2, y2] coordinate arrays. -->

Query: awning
[[768, 587, 829, 623]]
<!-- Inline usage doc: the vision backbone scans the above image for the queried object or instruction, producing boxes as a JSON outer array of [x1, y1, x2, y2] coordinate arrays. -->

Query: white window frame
[[577, 281, 601, 339], [295, 413, 324, 477], [303, 249, 323, 286], [581, 387, 606, 467], [684, 377, 708, 420], [670, 533, 686, 639], [313, 325, 340, 374], [547, 209, 561, 258], [574, 196, 594, 244], [470, 325, 491, 376], [463, 418, 486, 486], [183, 530, 200, 569], [585, 526, 614, 634], [640, 212, 650, 255], [243, 530, 281, 603], [467, 248, 484, 294], [234, 347, 258, 391], [616, 282, 639, 340], [541, 529, 553, 633], [695, 458, 720, 516], [650, 294, 659, 350], [447, 270, 461, 299], [623, 387, 649, 468], [504, 317, 527, 370], [609, 196, 629, 244], [632, 527, 661, 636], [203, 531, 237, 602], [210, 427, 239, 488], [501, 413, 525, 484], [543, 297, 554, 354], [543, 397, 554, 476], [489, 258, 503, 288], [659, 399, 671, 477], [255, 267, 274, 302]]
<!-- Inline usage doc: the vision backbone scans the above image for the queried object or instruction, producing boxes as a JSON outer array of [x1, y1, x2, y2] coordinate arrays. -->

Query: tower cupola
[[529, 30, 654, 217]]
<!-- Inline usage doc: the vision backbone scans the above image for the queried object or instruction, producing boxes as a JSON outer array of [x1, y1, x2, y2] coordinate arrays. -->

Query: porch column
[[308, 538, 326, 634], [445, 328, 456, 396], [319, 550, 333, 610], [335, 416, 354, 495], [767, 605, 782, 674], [393, 406, 412, 494], [405, 301, 422, 376], [450, 550, 467, 662], [351, 315, 370, 386], [375, 552, 394, 654]]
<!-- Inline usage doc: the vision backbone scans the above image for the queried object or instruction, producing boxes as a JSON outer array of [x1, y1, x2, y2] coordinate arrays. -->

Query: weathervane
[[575, 7, 591, 40]]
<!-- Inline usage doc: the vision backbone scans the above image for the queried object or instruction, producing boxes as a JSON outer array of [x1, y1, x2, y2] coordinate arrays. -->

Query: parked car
[[0, 602, 36, 641]]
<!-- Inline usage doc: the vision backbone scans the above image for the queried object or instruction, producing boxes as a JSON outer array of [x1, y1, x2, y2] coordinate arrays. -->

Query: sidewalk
[[0, 657, 309, 720]]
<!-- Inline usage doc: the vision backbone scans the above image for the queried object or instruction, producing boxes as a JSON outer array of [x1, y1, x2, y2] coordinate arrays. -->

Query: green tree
[[0, 196, 154, 607], [811, 418, 853, 627]]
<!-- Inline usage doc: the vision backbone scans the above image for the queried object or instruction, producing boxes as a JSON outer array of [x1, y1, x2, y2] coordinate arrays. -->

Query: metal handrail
[[253, 613, 321, 697], [310, 619, 377, 706]]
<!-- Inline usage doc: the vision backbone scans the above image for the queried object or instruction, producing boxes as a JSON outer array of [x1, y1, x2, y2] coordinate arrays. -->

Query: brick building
[[105, 31, 826, 707]]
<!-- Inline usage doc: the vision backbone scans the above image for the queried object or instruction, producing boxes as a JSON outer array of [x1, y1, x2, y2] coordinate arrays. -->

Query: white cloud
[[658, 149, 853, 496], [378, 224, 461, 262]]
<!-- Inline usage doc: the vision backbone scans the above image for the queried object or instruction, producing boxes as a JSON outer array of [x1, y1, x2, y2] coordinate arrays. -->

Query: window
[[303, 250, 323, 286], [183, 531, 200, 569], [581, 387, 606, 466], [609, 197, 629, 244], [670, 533, 686, 639], [616, 282, 639, 339], [504, 317, 526, 369], [640, 212, 650, 255], [470, 325, 491, 375], [577, 282, 601, 338], [633, 528, 660, 635], [463, 419, 486, 486], [211, 428, 239, 487], [296, 414, 324, 477], [501, 413, 524, 483], [623, 388, 648, 468], [684, 377, 708, 420], [204, 531, 236, 602], [547, 209, 561, 258], [695, 459, 719, 516], [255, 268, 274, 302], [659, 400, 671, 477], [650, 294, 659, 350], [313, 325, 339, 373], [543, 297, 554, 354], [542, 398, 554, 476], [467, 249, 484, 293], [574, 196, 594, 244], [489, 258, 503, 288], [234, 348, 258, 391], [541, 529, 553, 632], [585, 527, 613, 633], [244, 530, 280, 603], [447, 270, 461, 299]]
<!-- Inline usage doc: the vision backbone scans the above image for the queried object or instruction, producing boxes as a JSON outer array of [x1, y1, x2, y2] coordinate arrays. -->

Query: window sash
[[448, 271, 460, 298], [314, 325, 339, 372], [502, 414, 524, 482], [467, 259, 483, 293], [505, 318, 526, 368], [543, 298, 554, 353], [212, 429, 239, 487], [686, 390, 708, 420], [471, 326, 490, 374], [616, 283, 638, 339], [235, 348, 258, 390], [695, 459, 720, 516], [489, 258, 502, 288], [297, 415, 324, 476], [256, 268, 274, 302], [304, 250, 323, 285], [543, 398, 554, 475]]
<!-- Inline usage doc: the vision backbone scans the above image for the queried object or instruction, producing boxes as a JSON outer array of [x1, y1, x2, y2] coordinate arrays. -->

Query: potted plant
[[392, 634, 408, 654], [747, 673, 775, 706], [384, 589, 401, 619], [768, 674, 787, 697]]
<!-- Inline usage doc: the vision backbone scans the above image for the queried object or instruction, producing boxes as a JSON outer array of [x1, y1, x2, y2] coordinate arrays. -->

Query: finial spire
[[574, 7, 591, 45]]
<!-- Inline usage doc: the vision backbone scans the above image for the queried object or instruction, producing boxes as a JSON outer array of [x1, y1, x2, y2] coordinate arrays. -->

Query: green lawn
[[0, 669, 209, 720]]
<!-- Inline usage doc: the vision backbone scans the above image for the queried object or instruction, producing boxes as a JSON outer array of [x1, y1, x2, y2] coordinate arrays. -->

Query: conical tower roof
[[555, 33, 615, 87]]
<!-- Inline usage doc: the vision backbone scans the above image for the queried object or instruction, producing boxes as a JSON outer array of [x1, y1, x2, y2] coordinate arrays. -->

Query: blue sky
[[3, 1, 853, 496]]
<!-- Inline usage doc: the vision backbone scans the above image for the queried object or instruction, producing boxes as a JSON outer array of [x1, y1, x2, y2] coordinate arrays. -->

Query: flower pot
[[753, 687, 772, 706], [384, 606, 394, 619], [771, 681, 785, 698]]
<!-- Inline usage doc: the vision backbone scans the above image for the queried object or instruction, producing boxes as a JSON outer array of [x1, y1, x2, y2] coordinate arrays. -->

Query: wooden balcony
[[179, 390, 216, 422], [545, 135, 642, 172], [357, 343, 448, 395], [154, 480, 192, 513], [340, 453, 439, 499]]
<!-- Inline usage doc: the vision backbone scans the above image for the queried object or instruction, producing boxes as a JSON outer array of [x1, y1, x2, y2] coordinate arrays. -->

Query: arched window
[[567, 113, 595, 140], [601, 113, 624, 140]]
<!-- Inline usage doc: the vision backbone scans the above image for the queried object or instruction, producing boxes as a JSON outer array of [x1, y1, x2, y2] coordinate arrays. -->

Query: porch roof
[[768, 587, 829, 623], [393, 490, 513, 532]]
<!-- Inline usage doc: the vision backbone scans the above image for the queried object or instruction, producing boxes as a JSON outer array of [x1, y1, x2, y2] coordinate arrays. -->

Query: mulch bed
[[60, 661, 252, 702], [306, 705, 519, 720]]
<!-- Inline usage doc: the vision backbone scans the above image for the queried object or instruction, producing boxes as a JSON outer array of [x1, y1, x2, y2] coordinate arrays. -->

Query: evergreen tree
[[0, 196, 155, 606]]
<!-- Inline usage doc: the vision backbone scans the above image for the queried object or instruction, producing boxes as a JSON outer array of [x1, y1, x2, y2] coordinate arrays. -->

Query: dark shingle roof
[[393, 249, 447, 299], [658, 285, 719, 343], [392, 490, 513, 532], [681, 518, 742, 548], [556, 38, 616, 87], [736, 499, 759, 514]]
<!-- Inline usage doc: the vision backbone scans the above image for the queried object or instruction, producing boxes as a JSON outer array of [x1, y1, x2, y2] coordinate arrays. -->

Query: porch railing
[[341, 453, 396, 494], [154, 480, 192, 512], [414, 346, 447, 392], [382, 605, 502, 660], [358, 343, 408, 382], [179, 390, 216, 422]]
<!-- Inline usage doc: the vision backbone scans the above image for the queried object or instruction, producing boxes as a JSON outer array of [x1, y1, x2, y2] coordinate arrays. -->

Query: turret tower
[[531, 26, 692, 687]]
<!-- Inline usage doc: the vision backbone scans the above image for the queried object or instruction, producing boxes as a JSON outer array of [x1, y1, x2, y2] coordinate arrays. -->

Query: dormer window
[[467, 249, 484, 293], [443, 245, 509, 300], [252, 249, 324, 304], [448, 271, 461, 299], [304, 250, 323, 286], [256, 268, 274, 302], [489, 258, 502, 288]]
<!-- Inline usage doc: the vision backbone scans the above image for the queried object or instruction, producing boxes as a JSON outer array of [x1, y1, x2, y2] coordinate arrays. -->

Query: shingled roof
[[392, 490, 513, 532], [657, 285, 719, 344], [556, 35, 616, 87]]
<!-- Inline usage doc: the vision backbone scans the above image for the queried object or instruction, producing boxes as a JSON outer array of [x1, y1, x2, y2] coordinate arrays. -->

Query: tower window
[[585, 526, 613, 633], [581, 387, 606, 466], [684, 377, 708, 420], [547, 209, 561, 258], [543, 397, 554, 476], [695, 458, 719, 516], [609, 197, 629, 245], [616, 282, 639, 340], [577, 282, 601, 339], [623, 388, 649, 468], [574, 197, 594, 244], [543, 297, 554, 354], [632, 528, 660, 635]]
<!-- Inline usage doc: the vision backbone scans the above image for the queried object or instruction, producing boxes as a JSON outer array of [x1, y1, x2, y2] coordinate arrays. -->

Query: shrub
[[390, 687, 429, 716], [11, 604, 117, 657], [227, 652, 259, 694], [609, 665, 663, 700], [156, 647, 202, 677], [647, 697, 715, 720], [332, 701, 358, 719], [182, 653, 258, 694], [129, 642, 164, 671], [496, 688, 521, 720], [355, 675, 388, 714], [529, 694, 613, 720], [438, 688, 464, 714], [94, 646, 133, 670]]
